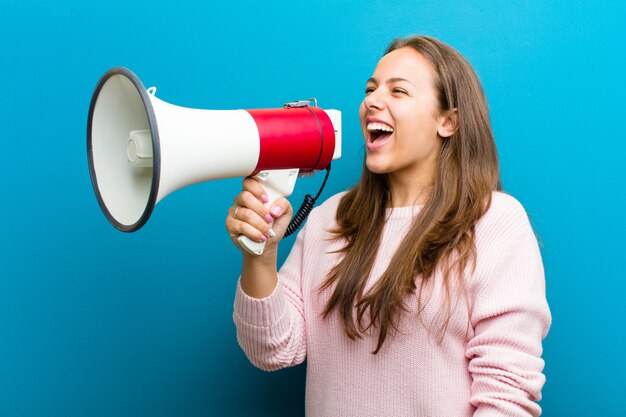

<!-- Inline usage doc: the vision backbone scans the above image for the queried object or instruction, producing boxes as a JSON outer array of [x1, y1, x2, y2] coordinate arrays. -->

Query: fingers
[[261, 196, 293, 240], [226, 205, 268, 243], [228, 203, 272, 242], [226, 181, 273, 245], [225, 178, 294, 248], [242, 178, 270, 204], [233, 189, 271, 223], [239, 178, 292, 221], [267, 197, 292, 220]]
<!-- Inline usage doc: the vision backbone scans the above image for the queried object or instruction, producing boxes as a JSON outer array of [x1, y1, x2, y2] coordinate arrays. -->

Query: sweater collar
[[385, 204, 423, 219]]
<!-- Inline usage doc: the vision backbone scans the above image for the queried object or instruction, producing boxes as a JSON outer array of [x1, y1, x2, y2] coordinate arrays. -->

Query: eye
[[392, 88, 408, 95], [364, 86, 376, 95]]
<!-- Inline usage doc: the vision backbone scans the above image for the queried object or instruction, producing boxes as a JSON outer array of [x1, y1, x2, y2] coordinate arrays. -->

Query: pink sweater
[[233, 191, 551, 416]]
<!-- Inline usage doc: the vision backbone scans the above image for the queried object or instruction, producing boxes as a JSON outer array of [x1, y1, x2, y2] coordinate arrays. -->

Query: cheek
[[394, 111, 421, 142], [398, 110, 438, 139]]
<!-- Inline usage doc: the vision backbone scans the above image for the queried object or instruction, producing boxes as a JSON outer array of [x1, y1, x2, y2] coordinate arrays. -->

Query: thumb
[[268, 197, 293, 239]]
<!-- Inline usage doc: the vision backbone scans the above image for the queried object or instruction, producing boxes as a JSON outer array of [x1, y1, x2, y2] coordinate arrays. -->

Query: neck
[[387, 170, 434, 207]]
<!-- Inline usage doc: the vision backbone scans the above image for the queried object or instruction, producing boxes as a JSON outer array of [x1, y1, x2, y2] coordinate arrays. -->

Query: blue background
[[1, 1, 624, 416]]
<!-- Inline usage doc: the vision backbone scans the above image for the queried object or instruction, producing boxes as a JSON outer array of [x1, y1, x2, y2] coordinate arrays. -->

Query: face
[[359, 47, 453, 182]]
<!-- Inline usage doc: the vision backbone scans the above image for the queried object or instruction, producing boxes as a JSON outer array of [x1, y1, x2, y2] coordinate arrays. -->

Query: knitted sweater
[[233, 191, 551, 417]]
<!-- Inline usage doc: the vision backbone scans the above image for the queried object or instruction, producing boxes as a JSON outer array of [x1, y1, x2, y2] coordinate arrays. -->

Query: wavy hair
[[320, 35, 501, 354]]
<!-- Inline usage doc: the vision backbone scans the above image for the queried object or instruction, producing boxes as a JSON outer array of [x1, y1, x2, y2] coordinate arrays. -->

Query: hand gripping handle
[[237, 169, 299, 255]]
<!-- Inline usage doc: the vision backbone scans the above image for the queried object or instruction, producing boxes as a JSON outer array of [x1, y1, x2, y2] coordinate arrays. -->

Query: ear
[[437, 109, 458, 138]]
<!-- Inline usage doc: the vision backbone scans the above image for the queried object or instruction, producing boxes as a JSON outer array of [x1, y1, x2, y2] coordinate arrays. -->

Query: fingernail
[[264, 214, 273, 223], [268, 228, 276, 238], [271, 206, 282, 216], [261, 235, 267, 242], [261, 194, 269, 204]]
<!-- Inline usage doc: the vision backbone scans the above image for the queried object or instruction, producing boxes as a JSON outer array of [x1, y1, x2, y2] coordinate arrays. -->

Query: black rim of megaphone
[[87, 67, 161, 233]]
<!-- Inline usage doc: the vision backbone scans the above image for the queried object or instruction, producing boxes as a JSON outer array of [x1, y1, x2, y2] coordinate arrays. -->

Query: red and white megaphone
[[87, 67, 341, 255]]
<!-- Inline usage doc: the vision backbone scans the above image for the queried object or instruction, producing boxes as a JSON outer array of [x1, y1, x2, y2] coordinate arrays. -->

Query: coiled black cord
[[284, 194, 315, 237], [283, 164, 331, 237]]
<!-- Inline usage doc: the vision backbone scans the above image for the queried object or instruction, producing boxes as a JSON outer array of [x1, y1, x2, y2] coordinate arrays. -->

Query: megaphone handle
[[237, 169, 299, 256]]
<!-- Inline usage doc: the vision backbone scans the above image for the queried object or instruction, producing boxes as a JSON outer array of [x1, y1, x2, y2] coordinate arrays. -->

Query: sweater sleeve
[[467, 199, 551, 417], [233, 226, 308, 371]]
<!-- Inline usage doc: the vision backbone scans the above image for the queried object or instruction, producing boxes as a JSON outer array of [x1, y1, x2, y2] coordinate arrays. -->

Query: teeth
[[367, 123, 394, 133]]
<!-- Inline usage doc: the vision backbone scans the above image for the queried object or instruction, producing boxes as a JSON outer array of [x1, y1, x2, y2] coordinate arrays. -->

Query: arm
[[233, 228, 308, 371], [467, 204, 552, 416], [226, 177, 291, 299], [226, 178, 307, 371]]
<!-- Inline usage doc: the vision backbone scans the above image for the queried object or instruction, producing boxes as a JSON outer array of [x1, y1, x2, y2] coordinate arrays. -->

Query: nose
[[363, 89, 384, 112]]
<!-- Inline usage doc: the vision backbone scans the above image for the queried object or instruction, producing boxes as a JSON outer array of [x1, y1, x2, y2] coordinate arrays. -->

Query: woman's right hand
[[225, 177, 293, 259]]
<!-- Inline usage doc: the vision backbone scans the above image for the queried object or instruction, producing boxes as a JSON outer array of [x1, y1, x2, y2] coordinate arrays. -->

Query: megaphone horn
[[87, 67, 342, 255]]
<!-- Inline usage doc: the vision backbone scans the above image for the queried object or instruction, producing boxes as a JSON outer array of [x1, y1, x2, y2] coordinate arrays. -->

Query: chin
[[365, 158, 391, 175]]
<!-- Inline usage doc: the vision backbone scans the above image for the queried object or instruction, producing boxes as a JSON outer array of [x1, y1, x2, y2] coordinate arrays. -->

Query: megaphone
[[87, 67, 341, 255]]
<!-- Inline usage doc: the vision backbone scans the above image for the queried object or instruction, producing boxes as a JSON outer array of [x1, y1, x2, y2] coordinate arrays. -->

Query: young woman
[[225, 35, 551, 417]]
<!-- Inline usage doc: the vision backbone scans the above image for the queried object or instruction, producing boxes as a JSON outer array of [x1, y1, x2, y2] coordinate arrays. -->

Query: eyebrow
[[366, 77, 415, 86]]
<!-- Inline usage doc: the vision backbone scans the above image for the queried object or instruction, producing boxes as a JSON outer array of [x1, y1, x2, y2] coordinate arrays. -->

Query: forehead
[[370, 47, 436, 86]]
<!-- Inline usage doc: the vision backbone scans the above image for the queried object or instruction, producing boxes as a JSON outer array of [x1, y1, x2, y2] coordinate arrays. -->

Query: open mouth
[[367, 122, 394, 145]]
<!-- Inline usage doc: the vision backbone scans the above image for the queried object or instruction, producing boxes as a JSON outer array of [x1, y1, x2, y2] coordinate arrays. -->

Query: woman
[[225, 35, 551, 417]]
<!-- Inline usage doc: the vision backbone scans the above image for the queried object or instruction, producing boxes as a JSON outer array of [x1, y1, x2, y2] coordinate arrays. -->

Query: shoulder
[[320, 190, 349, 208], [476, 191, 532, 236], [473, 191, 538, 255], [291, 191, 348, 254], [487, 191, 528, 216], [308, 191, 348, 222], [294, 191, 347, 242]]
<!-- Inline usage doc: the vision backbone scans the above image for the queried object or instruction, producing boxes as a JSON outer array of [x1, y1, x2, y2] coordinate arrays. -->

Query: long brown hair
[[320, 35, 501, 354]]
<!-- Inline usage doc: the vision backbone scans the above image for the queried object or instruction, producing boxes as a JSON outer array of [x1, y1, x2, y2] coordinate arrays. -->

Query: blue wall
[[1, 1, 624, 416]]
